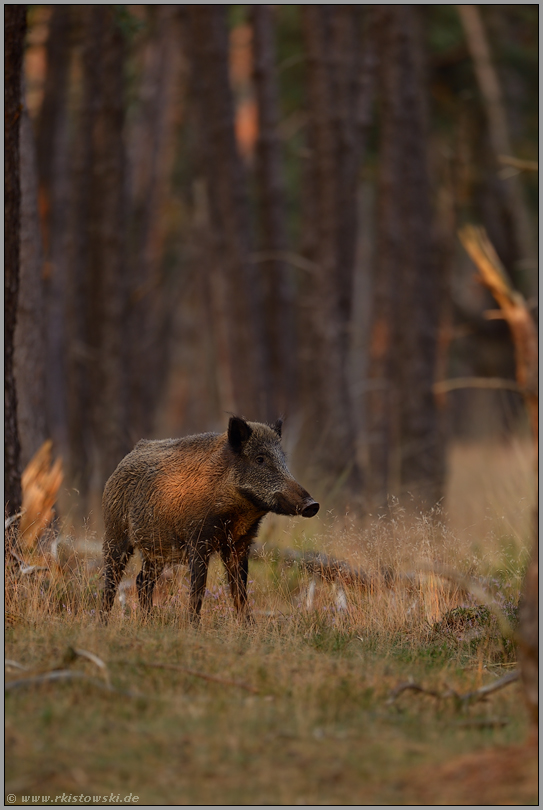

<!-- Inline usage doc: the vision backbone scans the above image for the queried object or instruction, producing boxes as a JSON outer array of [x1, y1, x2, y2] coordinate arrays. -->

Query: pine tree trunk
[[86, 6, 130, 488], [299, 6, 360, 490], [15, 102, 47, 469], [4, 4, 27, 516], [35, 5, 72, 462], [66, 7, 130, 512], [252, 4, 296, 419], [127, 5, 186, 442], [65, 7, 98, 510], [367, 6, 444, 510], [186, 6, 270, 420]]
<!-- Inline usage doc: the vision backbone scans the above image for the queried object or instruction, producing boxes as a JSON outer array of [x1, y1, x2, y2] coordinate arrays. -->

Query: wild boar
[[101, 416, 319, 623]]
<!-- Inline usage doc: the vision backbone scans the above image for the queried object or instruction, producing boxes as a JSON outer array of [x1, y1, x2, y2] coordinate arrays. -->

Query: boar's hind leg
[[220, 547, 253, 623], [188, 546, 212, 624], [136, 557, 164, 614], [101, 537, 134, 622]]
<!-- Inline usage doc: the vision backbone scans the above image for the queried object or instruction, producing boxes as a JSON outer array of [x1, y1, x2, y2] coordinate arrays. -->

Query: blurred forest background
[[5, 4, 538, 530]]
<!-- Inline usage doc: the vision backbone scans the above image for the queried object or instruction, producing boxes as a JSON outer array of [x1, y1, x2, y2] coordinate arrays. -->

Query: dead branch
[[387, 670, 520, 707], [458, 225, 538, 451], [457, 7, 535, 267], [460, 670, 521, 703], [61, 646, 111, 686], [386, 680, 442, 704], [135, 661, 260, 694], [5, 659, 28, 671], [498, 155, 538, 173], [434, 377, 521, 395], [4, 669, 141, 698]]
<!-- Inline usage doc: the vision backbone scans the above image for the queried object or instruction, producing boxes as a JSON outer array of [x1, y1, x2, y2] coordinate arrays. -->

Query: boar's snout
[[273, 485, 320, 518], [301, 499, 319, 518]]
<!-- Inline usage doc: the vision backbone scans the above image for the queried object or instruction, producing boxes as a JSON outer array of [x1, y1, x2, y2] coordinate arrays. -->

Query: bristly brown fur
[[101, 416, 319, 623]]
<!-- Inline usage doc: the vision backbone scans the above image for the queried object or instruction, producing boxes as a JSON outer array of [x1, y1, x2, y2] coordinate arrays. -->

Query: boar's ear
[[228, 416, 253, 452], [272, 418, 283, 438]]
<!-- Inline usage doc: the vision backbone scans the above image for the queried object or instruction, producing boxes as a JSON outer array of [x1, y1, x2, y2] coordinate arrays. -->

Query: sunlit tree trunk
[[4, 4, 27, 516]]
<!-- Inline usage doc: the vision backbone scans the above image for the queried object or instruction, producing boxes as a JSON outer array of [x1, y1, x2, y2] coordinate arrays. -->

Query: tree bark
[[86, 7, 130, 488], [126, 5, 186, 442], [15, 101, 47, 469], [367, 6, 444, 510], [299, 5, 360, 490], [186, 6, 270, 420], [251, 4, 296, 418], [35, 5, 72, 462], [66, 6, 130, 512], [4, 4, 27, 516]]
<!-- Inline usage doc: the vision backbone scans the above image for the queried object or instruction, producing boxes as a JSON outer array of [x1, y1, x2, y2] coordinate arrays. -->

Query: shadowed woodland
[[6, 4, 538, 517], [4, 4, 538, 805]]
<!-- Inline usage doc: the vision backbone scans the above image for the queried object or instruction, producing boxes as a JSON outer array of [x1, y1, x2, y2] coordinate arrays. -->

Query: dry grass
[[5, 439, 537, 805]]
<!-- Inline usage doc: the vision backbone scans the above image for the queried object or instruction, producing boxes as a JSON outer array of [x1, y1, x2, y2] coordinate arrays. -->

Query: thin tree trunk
[[252, 4, 296, 418], [15, 101, 47, 469], [4, 4, 27, 516], [187, 6, 270, 420], [65, 7, 98, 511], [457, 5, 535, 281]]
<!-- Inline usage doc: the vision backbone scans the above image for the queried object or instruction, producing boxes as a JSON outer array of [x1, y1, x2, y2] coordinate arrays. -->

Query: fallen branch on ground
[[4, 669, 141, 698], [387, 670, 520, 707], [459, 670, 521, 703], [5, 659, 28, 671], [62, 646, 111, 686]]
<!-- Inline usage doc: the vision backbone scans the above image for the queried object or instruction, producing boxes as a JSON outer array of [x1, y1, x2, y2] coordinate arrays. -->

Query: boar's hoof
[[301, 500, 320, 518]]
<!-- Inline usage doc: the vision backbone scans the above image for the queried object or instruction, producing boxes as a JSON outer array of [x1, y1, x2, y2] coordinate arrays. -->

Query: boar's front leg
[[220, 544, 253, 623], [187, 544, 212, 624]]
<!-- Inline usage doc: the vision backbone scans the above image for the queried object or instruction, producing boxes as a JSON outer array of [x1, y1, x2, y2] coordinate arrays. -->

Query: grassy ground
[[5, 438, 537, 805]]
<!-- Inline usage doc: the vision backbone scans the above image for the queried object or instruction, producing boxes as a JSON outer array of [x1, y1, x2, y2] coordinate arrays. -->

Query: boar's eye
[[255, 455, 265, 465]]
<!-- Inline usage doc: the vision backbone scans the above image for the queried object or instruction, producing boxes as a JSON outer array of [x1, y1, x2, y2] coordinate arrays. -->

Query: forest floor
[[5, 438, 538, 806]]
